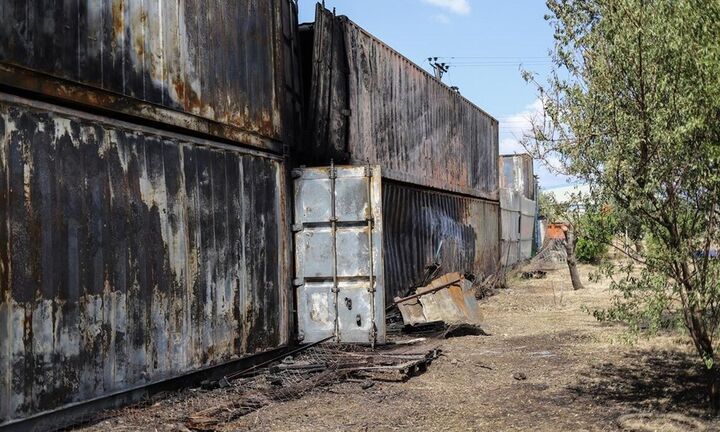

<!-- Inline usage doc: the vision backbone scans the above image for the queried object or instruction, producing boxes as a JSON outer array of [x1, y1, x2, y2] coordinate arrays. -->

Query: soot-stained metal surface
[[500, 155, 537, 265], [0, 94, 291, 426], [300, 5, 499, 200], [382, 181, 500, 305], [500, 154, 536, 201], [0, 0, 302, 152]]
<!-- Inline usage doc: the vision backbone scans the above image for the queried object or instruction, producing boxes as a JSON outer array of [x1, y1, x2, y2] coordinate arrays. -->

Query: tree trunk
[[684, 305, 719, 416], [564, 227, 584, 290], [710, 365, 720, 416]]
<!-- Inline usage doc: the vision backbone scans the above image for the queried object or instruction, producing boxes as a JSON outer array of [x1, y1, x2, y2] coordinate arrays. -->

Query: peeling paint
[[0, 95, 290, 426], [0, 0, 301, 143], [301, 5, 499, 200]]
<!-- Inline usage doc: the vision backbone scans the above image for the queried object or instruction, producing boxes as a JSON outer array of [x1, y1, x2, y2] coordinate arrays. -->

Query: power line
[[447, 63, 552, 67], [434, 56, 550, 59]]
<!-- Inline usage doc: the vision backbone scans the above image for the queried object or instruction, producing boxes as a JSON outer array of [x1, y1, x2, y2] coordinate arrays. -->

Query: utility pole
[[427, 57, 450, 81]]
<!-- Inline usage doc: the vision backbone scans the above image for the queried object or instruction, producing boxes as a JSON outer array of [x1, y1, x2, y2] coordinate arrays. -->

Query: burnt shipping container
[[499, 154, 537, 265], [0, 0, 300, 428], [0, 0, 302, 152], [300, 5, 501, 299]]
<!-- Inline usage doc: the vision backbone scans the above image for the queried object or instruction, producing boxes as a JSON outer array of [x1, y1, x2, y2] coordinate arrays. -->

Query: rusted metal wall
[[0, 0, 302, 153], [382, 181, 500, 304], [300, 5, 499, 200], [500, 154, 535, 200], [0, 94, 291, 426], [500, 154, 537, 265]]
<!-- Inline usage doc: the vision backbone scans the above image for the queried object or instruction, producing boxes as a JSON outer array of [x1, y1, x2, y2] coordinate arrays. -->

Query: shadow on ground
[[569, 348, 708, 416]]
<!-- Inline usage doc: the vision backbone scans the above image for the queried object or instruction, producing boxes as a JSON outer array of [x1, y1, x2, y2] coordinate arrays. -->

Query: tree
[[538, 191, 585, 290], [574, 207, 614, 264], [524, 0, 720, 412]]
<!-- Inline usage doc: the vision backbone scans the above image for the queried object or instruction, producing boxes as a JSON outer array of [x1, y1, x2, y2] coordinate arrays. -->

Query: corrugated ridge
[[0, 95, 289, 425], [0, 0, 299, 146], [382, 181, 499, 304]]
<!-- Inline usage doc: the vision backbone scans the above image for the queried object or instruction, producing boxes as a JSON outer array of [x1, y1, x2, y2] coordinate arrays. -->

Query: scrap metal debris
[[521, 270, 548, 280], [392, 273, 482, 326], [184, 343, 441, 431], [525, 239, 568, 271]]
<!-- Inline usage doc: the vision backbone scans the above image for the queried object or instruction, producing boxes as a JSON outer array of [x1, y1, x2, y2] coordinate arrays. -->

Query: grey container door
[[293, 165, 385, 345]]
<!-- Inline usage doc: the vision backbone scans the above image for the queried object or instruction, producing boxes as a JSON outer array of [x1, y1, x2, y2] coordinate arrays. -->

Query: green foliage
[[574, 239, 602, 263], [574, 209, 614, 263], [538, 191, 561, 222], [524, 0, 720, 392], [538, 190, 613, 263]]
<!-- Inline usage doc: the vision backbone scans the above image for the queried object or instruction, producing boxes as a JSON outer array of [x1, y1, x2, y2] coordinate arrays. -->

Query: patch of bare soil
[[76, 264, 720, 431]]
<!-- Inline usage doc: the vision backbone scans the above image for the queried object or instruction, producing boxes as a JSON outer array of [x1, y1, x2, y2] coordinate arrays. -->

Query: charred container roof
[[299, 4, 500, 201]]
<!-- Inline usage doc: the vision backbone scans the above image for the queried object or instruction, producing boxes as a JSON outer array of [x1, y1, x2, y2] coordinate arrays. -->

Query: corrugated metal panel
[[382, 181, 500, 305], [500, 155, 536, 265], [500, 154, 535, 200], [0, 0, 301, 152], [0, 94, 291, 426], [301, 5, 499, 200], [500, 189, 536, 266]]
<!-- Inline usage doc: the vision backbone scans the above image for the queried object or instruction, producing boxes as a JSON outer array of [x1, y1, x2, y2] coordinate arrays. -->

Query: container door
[[293, 165, 385, 345]]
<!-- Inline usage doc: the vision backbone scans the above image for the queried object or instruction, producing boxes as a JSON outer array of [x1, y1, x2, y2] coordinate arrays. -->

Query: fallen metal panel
[[294, 165, 385, 345], [301, 5, 499, 200], [0, 94, 291, 426], [419, 282, 479, 324], [0, 0, 302, 151], [382, 181, 500, 305], [395, 273, 480, 325]]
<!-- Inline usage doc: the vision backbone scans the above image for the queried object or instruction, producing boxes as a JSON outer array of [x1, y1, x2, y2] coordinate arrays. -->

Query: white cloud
[[432, 14, 451, 24], [421, 0, 471, 15], [499, 99, 571, 189], [499, 98, 542, 154]]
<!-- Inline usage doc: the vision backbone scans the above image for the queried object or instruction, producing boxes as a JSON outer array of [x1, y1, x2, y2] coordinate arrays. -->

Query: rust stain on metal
[[0, 94, 291, 426], [301, 4, 499, 200], [382, 181, 499, 305], [112, 0, 125, 37], [0, 0, 302, 149]]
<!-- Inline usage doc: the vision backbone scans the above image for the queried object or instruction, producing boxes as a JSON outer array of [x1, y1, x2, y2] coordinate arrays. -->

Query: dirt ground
[[77, 264, 719, 432]]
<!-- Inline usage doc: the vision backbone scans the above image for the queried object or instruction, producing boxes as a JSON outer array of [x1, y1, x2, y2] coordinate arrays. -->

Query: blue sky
[[298, 0, 570, 189]]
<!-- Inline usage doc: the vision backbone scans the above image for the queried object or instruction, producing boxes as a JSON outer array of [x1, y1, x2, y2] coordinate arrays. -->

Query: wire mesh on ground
[[66, 342, 440, 432], [525, 239, 568, 271]]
